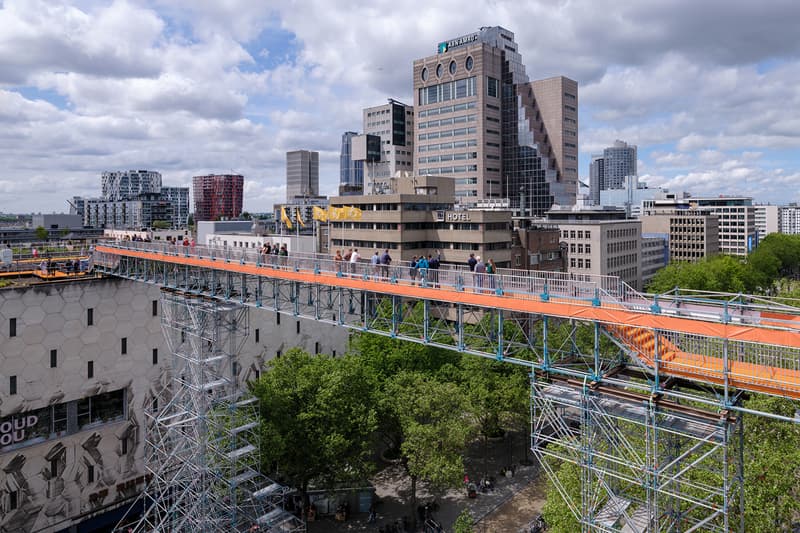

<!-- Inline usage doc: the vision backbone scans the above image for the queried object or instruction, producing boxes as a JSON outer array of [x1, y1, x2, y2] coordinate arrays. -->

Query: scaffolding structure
[[124, 290, 303, 532], [93, 242, 800, 533]]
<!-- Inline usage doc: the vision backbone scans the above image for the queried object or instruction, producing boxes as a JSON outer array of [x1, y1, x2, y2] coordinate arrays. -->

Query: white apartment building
[[362, 99, 414, 192]]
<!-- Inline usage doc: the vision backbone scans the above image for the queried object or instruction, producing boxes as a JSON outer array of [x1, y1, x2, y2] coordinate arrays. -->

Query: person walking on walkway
[[371, 250, 381, 277], [380, 249, 392, 279], [487, 258, 496, 291], [350, 248, 360, 275], [409, 256, 418, 285], [417, 254, 429, 285], [474, 256, 485, 292], [467, 252, 477, 272]]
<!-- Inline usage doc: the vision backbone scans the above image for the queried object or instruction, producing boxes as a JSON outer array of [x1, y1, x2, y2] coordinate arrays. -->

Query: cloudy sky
[[1, 0, 799, 214]]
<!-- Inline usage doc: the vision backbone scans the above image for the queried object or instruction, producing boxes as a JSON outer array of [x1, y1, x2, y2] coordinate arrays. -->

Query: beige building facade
[[548, 207, 642, 290], [329, 175, 514, 267], [641, 209, 720, 263]]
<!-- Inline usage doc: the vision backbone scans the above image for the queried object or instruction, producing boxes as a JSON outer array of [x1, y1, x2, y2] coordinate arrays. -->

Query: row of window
[[418, 126, 477, 141], [607, 241, 638, 253], [420, 56, 474, 83], [417, 113, 476, 129], [418, 101, 476, 118], [570, 258, 592, 269], [569, 243, 592, 254], [418, 165, 479, 176], [418, 77, 477, 106], [9, 302, 158, 339], [418, 152, 478, 164], [418, 139, 478, 152], [562, 229, 593, 239]]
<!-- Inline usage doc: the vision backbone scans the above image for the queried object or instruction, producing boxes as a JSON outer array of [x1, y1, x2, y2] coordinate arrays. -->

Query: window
[[315, 342, 320, 354], [88, 464, 95, 483], [449, 60, 457, 75], [121, 338, 127, 355], [9, 375, 16, 396], [296, 321, 300, 334], [255, 328, 260, 343], [121, 437, 128, 455], [276, 313, 280, 325], [9, 318, 16, 338], [276, 350, 282, 358], [152, 300, 158, 316], [152, 348, 158, 365], [9, 490, 17, 510], [88, 361, 94, 379], [465, 56, 473, 71], [50, 349, 57, 368], [436, 63, 443, 78], [87, 308, 93, 326], [487, 77, 499, 98], [51, 458, 60, 478], [585, 244, 591, 254], [77, 389, 125, 430]]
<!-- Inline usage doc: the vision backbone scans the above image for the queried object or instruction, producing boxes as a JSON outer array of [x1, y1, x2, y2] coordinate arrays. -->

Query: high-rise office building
[[413, 26, 577, 214], [193, 174, 244, 222], [690, 197, 756, 256], [286, 150, 319, 201], [602, 140, 638, 190], [339, 132, 364, 196], [362, 99, 414, 192]]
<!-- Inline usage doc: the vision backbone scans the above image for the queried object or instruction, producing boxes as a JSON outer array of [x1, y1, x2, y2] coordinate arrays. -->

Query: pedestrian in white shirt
[[350, 248, 360, 275]]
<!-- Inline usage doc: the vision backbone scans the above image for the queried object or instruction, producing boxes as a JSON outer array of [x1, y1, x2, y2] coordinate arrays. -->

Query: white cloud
[[2, 0, 800, 213]]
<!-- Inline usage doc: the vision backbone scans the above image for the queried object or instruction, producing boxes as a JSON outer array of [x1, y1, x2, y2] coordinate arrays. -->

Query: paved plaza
[[308, 432, 547, 532]]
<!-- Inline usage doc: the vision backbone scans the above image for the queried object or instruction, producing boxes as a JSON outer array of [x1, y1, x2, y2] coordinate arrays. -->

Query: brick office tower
[[193, 174, 244, 221], [413, 26, 578, 214]]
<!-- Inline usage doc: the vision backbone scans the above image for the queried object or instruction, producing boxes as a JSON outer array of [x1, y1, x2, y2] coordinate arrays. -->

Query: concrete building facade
[[412, 26, 576, 212], [286, 150, 320, 201], [641, 205, 720, 263], [548, 206, 642, 290], [0, 276, 349, 532], [362, 100, 414, 193], [641, 234, 669, 288], [754, 205, 780, 237], [328, 175, 514, 267], [780, 204, 800, 235], [690, 197, 756, 256], [101, 171, 162, 202]]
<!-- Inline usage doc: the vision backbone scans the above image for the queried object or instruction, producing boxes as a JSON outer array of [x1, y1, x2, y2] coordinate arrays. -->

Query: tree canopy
[[251, 348, 378, 505]]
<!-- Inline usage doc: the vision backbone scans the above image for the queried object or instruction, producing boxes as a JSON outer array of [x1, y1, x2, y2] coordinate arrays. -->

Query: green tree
[[251, 348, 378, 509], [34, 226, 48, 241], [452, 508, 475, 533], [383, 371, 472, 530], [741, 395, 800, 531], [647, 255, 760, 294], [541, 460, 581, 533]]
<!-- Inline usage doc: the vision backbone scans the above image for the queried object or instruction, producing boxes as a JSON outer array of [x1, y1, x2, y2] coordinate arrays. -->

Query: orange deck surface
[[97, 246, 800, 399]]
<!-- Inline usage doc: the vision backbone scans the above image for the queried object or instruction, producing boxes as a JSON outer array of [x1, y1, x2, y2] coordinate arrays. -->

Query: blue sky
[[1, 0, 799, 213]]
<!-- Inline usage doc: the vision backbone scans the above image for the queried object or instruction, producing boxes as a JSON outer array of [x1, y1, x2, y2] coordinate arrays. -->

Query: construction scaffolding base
[[532, 378, 743, 533], [118, 290, 304, 532]]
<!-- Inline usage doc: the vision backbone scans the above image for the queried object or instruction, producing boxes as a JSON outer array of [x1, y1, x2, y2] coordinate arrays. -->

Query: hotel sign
[[438, 32, 478, 53], [436, 211, 471, 222]]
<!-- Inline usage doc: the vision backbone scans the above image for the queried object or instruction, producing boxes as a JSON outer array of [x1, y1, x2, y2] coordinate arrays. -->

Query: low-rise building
[[547, 205, 642, 290], [328, 175, 514, 267], [641, 199, 720, 263], [689, 197, 756, 256], [641, 234, 669, 288]]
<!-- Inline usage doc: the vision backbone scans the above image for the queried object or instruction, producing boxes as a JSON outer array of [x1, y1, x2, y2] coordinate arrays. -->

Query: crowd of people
[[330, 248, 500, 291]]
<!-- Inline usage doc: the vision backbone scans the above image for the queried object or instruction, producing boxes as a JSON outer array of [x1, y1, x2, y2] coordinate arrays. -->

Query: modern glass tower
[[413, 26, 577, 215], [339, 132, 364, 195]]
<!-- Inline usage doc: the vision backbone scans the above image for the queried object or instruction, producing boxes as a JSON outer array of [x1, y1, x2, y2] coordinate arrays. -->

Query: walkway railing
[[96, 241, 800, 329]]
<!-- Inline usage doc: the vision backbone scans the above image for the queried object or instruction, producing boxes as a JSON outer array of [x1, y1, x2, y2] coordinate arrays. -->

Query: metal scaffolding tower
[[123, 289, 304, 532]]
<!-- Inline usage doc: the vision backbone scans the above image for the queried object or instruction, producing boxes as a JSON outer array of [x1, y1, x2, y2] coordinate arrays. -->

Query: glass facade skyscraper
[[339, 131, 364, 195]]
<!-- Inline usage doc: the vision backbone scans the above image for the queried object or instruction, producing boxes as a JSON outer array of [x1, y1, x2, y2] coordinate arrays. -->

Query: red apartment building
[[193, 174, 244, 221]]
